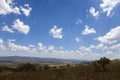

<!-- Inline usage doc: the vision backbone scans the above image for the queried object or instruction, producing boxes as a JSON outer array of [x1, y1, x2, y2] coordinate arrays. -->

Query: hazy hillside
[[0, 56, 89, 65]]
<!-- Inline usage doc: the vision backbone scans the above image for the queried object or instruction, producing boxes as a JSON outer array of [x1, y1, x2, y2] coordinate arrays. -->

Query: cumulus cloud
[[75, 37, 81, 42], [8, 39, 30, 51], [0, 0, 32, 16], [49, 25, 63, 39], [37, 42, 46, 52], [0, 0, 21, 15], [37, 43, 56, 53], [89, 7, 99, 18], [12, 19, 30, 34], [20, 4, 32, 16], [0, 38, 6, 50], [82, 25, 96, 35], [95, 26, 120, 44], [48, 45, 55, 51], [29, 45, 35, 48], [0, 38, 120, 60], [100, 0, 120, 16], [96, 43, 104, 49], [47, 45, 55, 53], [77, 44, 119, 59], [79, 45, 97, 54], [110, 44, 120, 50], [2, 25, 14, 33], [76, 19, 82, 24], [79, 46, 92, 53]]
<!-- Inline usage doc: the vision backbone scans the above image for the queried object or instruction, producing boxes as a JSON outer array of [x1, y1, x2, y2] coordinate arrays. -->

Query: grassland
[[0, 58, 120, 80]]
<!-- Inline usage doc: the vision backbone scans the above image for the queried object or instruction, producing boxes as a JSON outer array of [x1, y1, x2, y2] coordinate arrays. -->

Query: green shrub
[[0, 65, 13, 72], [16, 63, 36, 72], [43, 64, 49, 70]]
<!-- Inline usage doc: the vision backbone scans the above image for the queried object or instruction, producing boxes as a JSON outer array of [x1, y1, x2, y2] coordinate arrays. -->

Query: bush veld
[[0, 57, 120, 80]]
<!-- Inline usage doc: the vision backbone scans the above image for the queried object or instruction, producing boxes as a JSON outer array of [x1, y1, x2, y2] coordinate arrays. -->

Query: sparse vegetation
[[0, 57, 120, 80], [16, 63, 36, 72]]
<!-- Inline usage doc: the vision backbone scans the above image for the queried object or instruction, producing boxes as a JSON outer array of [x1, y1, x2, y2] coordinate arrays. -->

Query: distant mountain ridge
[[0, 56, 89, 65]]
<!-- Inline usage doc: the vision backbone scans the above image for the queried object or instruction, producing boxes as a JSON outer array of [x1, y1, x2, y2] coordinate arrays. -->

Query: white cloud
[[96, 43, 104, 49], [48, 45, 55, 51], [20, 4, 32, 16], [100, 0, 120, 16], [95, 26, 120, 44], [75, 37, 81, 42], [82, 25, 96, 35], [110, 44, 120, 50], [28, 45, 37, 51], [0, 38, 120, 60], [8, 39, 30, 51], [49, 25, 63, 39], [37, 42, 46, 52], [76, 19, 82, 24], [0, 38, 6, 50], [89, 44, 96, 49], [59, 47, 63, 49], [79, 46, 92, 53], [12, 19, 30, 34], [0, 0, 32, 16], [47, 45, 55, 53], [2, 25, 14, 33], [29, 45, 35, 48], [37, 43, 56, 53], [0, 0, 21, 15], [89, 7, 99, 18]]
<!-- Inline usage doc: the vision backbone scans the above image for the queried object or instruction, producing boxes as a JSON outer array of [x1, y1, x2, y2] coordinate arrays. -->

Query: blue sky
[[0, 0, 120, 60]]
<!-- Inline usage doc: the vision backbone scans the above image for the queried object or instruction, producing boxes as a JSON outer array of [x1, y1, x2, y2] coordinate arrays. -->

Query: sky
[[0, 0, 120, 60]]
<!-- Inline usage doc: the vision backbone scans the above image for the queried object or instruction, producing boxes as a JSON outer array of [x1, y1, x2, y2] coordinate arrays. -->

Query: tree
[[98, 57, 111, 71], [92, 61, 101, 72]]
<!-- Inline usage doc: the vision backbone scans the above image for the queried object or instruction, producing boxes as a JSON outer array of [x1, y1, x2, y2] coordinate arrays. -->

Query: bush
[[16, 63, 36, 72], [43, 64, 49, 70], [0, 65, 13, 72]]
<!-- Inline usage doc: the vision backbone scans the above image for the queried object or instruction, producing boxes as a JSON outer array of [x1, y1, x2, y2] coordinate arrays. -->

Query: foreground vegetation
[[0, 57, 120, 80]]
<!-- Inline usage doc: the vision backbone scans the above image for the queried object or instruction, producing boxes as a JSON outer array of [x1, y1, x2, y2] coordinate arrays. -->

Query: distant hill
[[0, 56, 89, 65]]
